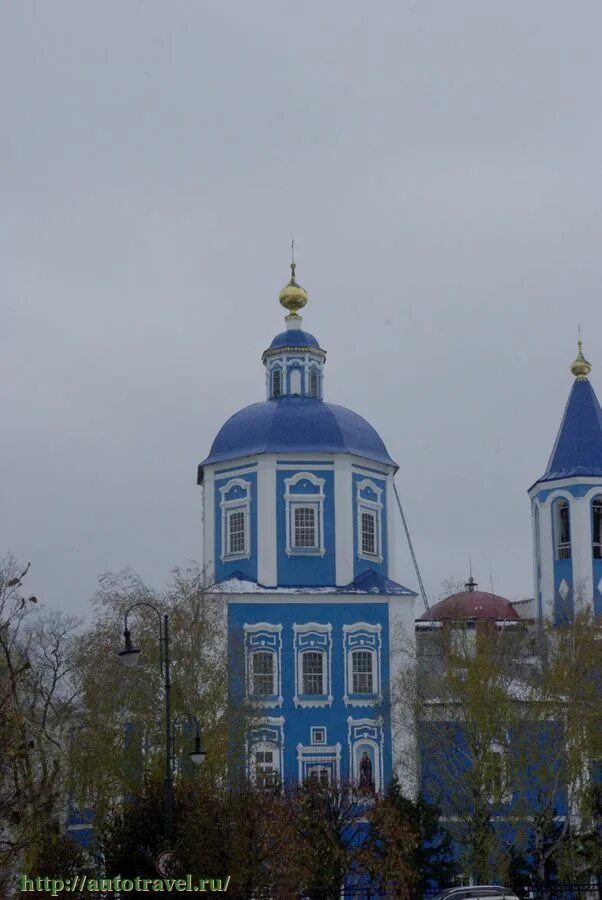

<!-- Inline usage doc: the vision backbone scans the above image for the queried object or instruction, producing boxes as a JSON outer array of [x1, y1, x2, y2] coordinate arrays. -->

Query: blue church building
[[197, 264, 417, 792], [528, 339, 602, 625]]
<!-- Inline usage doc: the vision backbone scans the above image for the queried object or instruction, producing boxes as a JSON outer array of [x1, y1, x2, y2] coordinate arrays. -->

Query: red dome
[[420, 589, 519, 622]]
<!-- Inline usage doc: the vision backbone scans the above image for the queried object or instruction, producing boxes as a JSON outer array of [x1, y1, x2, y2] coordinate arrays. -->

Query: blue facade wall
[[228, 599, 391, 786], [214, 469, 258, 584], [419, 719, 568, 860], [276, 469, 336, 587], [352, 471, 388, 580]]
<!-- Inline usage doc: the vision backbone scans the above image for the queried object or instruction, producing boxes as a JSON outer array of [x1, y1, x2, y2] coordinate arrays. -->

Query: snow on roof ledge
[[209, 569, 417, 597]]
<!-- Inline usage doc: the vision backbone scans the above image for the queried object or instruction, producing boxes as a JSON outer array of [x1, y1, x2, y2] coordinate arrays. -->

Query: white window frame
[[284, 472, 326, 557], [250, 650, 276, 697], [253, 744, 280, 789], [308, 365, 320, 399], [343, 623, 382, 706], [351, 648, 375, 695], [592, 496, 602, 560], [270, 364, 283, 399], [248, 717, 284, 788], [219, 477, 251, 562], [485, 739, 512, 805], [244, 623, 283, 708], [305, 764, 330, 786], [296, 741, 341, 784], [356, 478, 383, 563], [293, 623, 333, 708], [554, 498, 571, 561], [301, 649, 326, 697], [292, 505, 318, 551]]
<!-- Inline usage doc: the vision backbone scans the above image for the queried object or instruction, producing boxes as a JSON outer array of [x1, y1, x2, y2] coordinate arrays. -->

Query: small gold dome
[[570, 338, 592, 380], [279, 262, 308, 315]]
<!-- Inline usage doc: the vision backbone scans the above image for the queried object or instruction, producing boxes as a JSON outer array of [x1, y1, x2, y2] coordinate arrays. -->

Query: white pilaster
[[539, 503, 555, 620], [203, 468, 215, 586], [571, 496, 593, 611], [334, 457, 353, 585], [531, 502, 541, 617], [386, 475, 401, 584], [257, 457, 277, 587]]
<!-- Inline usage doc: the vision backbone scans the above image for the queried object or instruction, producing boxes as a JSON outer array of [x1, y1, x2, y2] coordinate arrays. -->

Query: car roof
[[441, 888, 510, 896]]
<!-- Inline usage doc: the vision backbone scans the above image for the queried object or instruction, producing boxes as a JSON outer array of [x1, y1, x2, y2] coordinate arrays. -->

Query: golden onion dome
[[279, 262, 308, 315], [570, 338, 592, 381]]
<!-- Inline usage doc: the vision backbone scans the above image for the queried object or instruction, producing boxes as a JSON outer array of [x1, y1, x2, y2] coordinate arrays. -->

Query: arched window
[[250, 651, 275, 696], [593, 497, 602, 560], [301, 650, 325, 696], [271, 367, 282, 398], [309, 366, 319, 398], [289, 367, 302, 395], [554, 499, 571, 560]]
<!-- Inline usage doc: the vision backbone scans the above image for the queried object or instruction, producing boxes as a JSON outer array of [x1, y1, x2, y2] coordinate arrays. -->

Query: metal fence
[[521, 884, 601, 900], [338, 885, 601, 900]]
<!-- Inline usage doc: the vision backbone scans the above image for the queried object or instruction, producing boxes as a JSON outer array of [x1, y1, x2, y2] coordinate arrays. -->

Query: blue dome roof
[[201, 397, 397, 468], [268, 329, 321, 350]]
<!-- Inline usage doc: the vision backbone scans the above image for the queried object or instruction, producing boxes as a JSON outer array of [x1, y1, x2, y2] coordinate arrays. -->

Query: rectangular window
[[272, 368, 282, 398], [306, 765, 330, 786], [293, 506, 316, 548], [311, 727, 326, 745], [361, 511, 376, 555], [227, 509, 246, 555], [302, 651, 324, 695], [255, 750, 278, 789], [309, 368, 319, 398], [352, 650, 374, 694], [556, 502, 571, 560], [251, 652, 274, 696]]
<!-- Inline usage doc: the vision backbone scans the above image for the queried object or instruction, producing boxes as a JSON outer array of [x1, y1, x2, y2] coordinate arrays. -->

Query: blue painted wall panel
[[228, 599, 391, 786]]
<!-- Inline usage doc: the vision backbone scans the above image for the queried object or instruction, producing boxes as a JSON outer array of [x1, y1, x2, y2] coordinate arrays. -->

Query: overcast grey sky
[[2, 1, 602, 617]]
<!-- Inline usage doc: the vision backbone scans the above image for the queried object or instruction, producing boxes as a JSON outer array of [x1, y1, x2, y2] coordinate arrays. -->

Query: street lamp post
[[117, 603, 205, 845]]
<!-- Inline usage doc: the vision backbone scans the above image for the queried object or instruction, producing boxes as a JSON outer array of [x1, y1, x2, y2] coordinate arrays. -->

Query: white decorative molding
[[343, 623, 382, 706], [284, 471, 326, 557], [356, 476, 384, 564], [310, 726, 327, 745], [243, 623, 283, 708], [293, 622, 333, 708], [219, 477, 252, 562], [296, 741, 342, 783], [248, 716, 285, 786]]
